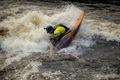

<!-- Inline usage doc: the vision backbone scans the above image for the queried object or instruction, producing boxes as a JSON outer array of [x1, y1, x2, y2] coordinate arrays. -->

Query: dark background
[[26, 0, 120, 5]]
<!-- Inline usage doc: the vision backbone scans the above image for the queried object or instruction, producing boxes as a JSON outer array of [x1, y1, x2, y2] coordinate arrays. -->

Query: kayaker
[[44, 24, 70, 45]]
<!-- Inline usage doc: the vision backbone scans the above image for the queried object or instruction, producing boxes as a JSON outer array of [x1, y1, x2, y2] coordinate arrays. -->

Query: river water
[[0, 0, 120, 80]]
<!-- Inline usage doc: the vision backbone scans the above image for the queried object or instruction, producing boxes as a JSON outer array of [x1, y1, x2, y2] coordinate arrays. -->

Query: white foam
[[1, 38, 49, 52], [42, 70, 61, 80], [1, 4, 120, 54], [51, 5, 82, 28], [84, 19, 120, 41], [94, 73, 120, 80], [3, 52, 31, 68], [20, 61, 42, 80], [74, 39, 94, 47], [1, 5, 82, 53]]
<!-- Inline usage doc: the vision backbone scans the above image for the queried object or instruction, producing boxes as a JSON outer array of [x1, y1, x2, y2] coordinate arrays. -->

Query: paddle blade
[[56, 36, 73, 50]]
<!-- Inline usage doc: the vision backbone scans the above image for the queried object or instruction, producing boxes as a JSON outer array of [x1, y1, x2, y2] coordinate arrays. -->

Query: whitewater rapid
[[0, 4, 120, 55], [0, 1, 120, 80], [0, 5, 81, 53]]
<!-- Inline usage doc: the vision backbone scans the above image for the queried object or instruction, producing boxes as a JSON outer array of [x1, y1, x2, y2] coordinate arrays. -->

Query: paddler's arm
[[50, 32, 60, 45], [50, 33, 59, 40]]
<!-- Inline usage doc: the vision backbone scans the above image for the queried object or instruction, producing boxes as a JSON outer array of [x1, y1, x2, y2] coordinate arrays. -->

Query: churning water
[[0, 0, 120, 80]]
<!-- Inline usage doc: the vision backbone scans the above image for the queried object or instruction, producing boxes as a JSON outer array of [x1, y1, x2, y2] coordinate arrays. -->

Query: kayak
[[55, 11, 84, 50]]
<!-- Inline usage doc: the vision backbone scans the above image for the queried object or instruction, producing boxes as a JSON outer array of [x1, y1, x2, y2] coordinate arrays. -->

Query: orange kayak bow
[[55, 12, 84, 50]]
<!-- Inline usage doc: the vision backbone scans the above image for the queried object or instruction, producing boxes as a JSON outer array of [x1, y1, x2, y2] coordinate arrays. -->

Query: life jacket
[[53, 24, 70, 42], [54, 24, 69, 33]]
